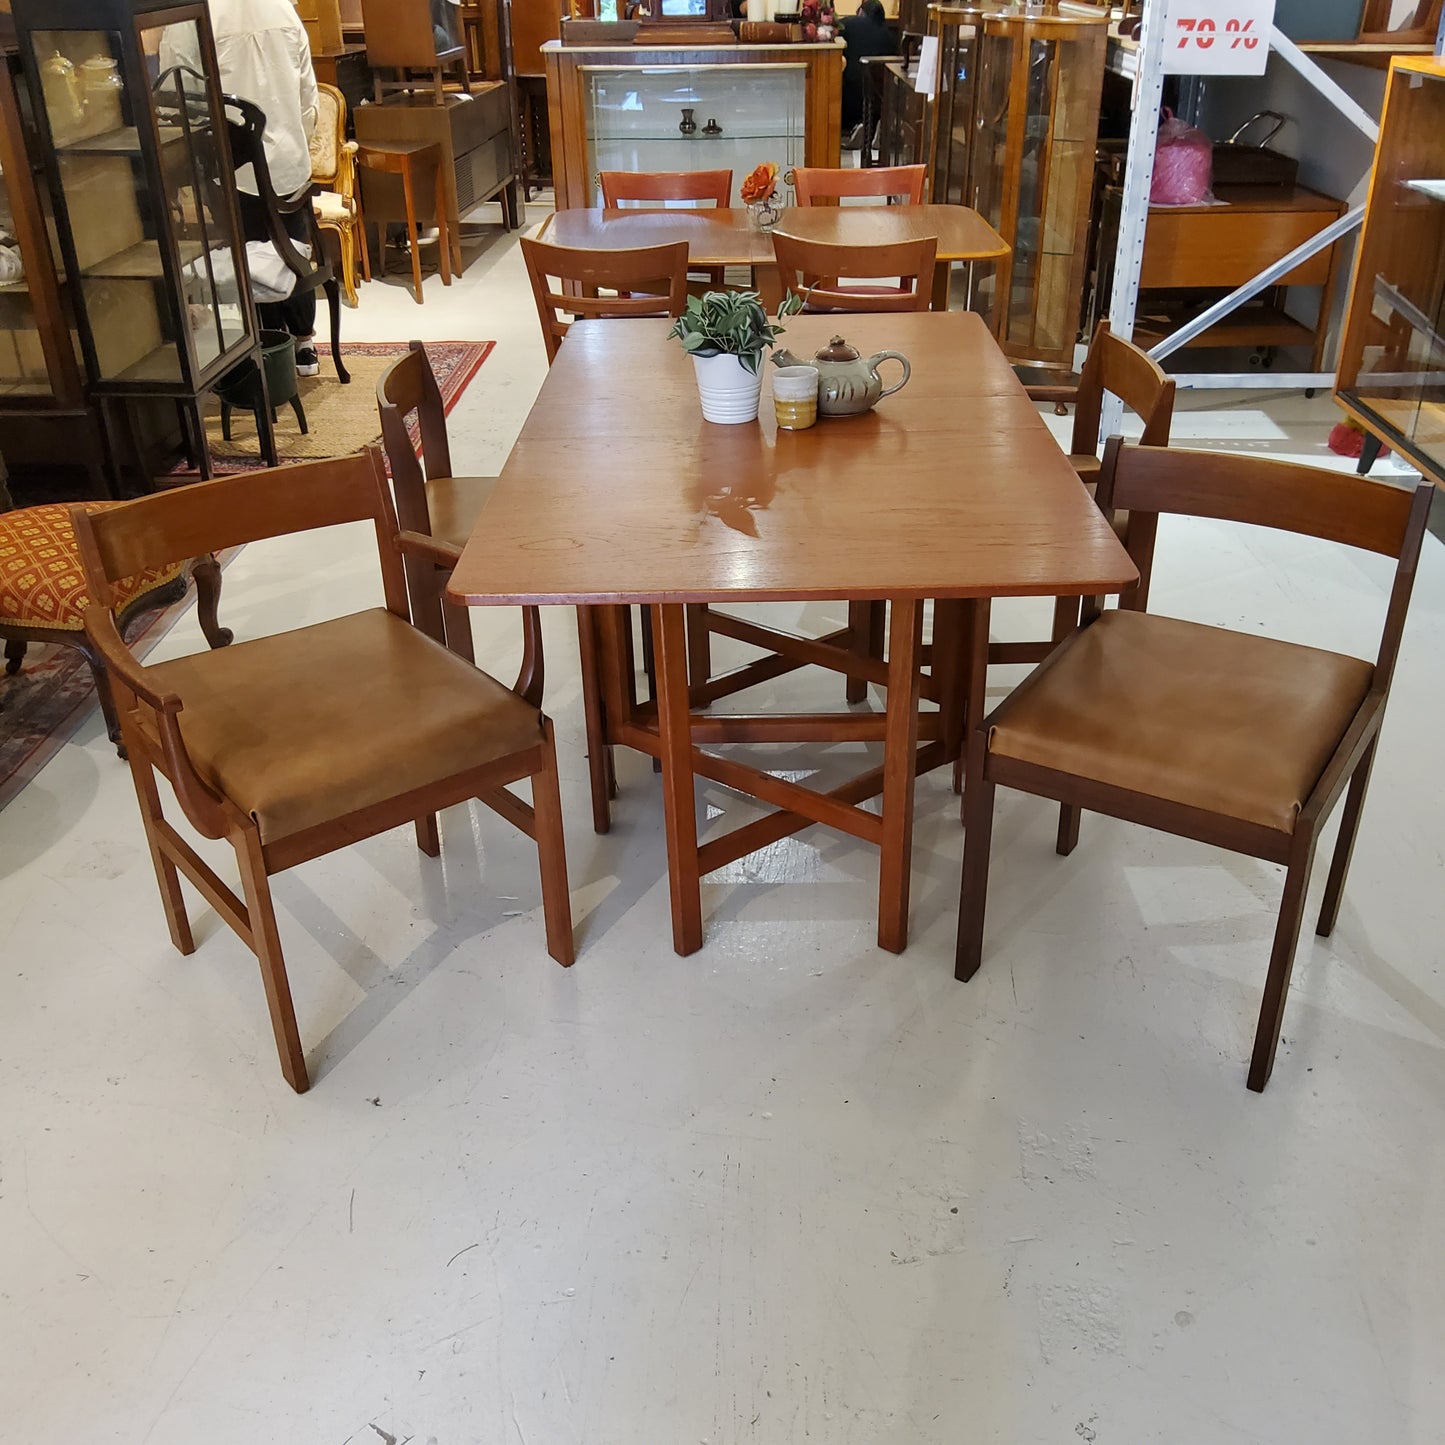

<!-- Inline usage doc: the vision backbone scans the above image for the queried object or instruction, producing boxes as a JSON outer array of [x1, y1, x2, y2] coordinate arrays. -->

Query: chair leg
[[1316, 737, 1377, 939], [1056, 803, 1081, 856], [221, 400, 234, 442], [1050, 595, 1080, 646], [291, 395, 309, 435], [846, 600, 871, 704], [403, 552, 448, 647], [576, 606, 613, 834], [686, 603, 712, 691], [442, 592, 475, 663], [233, 826, 310, 1094], [338, 224, 359, 306], [72, 634, 123, 751], [3, 637, 25, 676], [356, 215, 372, 283], [1248, 833, 1318, 1093], [533, 717, 575, 966], [414, 812, 440, 856], [324, 278, 350, 384], [126, 751, 195, 957], [638, 605, 657, 702], [955, 732, 996, 982], [192, 554, 234, 650]]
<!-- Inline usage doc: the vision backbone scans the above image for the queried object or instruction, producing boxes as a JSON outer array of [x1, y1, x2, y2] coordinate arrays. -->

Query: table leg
[[878, 595, 923, 953], [653, 603, 703, 956], [402, 163, 424, 304], [931, 260, 951, 313], [435, 156, 453, 287]]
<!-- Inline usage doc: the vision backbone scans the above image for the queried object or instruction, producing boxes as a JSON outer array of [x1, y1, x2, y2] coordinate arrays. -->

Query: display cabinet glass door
[[582, 64, 806, 206], [1339, 68, 1445, 480], [27, 17, 250, 390], [0, 133, 54, 396]]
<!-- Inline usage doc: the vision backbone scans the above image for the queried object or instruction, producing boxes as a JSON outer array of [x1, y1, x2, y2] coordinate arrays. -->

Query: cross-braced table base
[[577, 595, 991, 956]]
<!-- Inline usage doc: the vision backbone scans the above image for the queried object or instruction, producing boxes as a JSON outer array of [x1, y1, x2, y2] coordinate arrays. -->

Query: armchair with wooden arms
[[71, 450, 573, 1094], [309, 82, 369, 308]]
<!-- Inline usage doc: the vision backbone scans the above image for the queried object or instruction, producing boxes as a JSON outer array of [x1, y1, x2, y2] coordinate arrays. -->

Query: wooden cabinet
[[545, 39, 842, 211], [1336, 56, 1445, 485]]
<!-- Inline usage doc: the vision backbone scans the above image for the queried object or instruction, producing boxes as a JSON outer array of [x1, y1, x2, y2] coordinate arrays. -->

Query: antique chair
[[519, 237, 691, 364], [1003, 319, 1177, 666], [598, 170, 733, 288], [1, 501, 228, 754], [955, 441, 1434, 1092], [223, 93, 351, 384], [376, 340, 495, 662], [309, 82, 369, 307], [791, 163, 926, 205], [771, 232, 937, 314], [71, 450, 573, 1094]]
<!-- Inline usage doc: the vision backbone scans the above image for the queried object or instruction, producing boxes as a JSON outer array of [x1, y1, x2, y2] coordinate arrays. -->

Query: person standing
[[161, 0, 322, 375], [840, 0, 893, 150]]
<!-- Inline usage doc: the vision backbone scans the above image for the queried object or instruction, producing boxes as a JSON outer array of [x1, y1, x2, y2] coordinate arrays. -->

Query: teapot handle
[[870, 351, 911, 400]]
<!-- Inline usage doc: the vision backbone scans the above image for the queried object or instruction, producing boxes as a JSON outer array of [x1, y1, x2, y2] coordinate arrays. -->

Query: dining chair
[[376, 340, 496, 663], [598, 169, 734, 288], [1002, 319, 1177, 667], [71, 449, 573, 1094], [772, 232, 937, 313], [519, 236, 691, 364], [791, 163, 926, 205], [309, 82, 369, 308], [955, 440, 1434, 1092]]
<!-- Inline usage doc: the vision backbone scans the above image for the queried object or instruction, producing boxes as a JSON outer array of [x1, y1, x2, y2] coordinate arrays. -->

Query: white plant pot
[[691, 351, 763, 425]]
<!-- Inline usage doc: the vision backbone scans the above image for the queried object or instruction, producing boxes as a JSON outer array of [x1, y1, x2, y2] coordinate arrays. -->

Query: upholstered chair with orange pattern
[[0, 501, 230, 753]]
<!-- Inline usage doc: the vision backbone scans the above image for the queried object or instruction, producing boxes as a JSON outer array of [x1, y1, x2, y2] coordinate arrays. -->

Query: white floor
[[3, 206, 1444, 1444]]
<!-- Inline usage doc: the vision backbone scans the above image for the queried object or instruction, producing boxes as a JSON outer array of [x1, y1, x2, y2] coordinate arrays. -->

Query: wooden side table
[[355, 140, 453, 303]]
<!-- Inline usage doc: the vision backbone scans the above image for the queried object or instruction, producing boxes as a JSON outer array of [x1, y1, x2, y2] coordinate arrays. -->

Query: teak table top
[[536, 204, 1010, 267], [448, 311, 1137, 608]]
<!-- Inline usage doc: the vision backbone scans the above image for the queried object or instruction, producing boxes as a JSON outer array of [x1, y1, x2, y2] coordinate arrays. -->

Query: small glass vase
[[747, 197, 782, 231]]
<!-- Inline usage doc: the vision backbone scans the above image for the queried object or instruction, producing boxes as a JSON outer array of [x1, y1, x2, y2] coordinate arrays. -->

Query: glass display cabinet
[[545, 38, 842, 210], [12, 0, 259, 475], [924, 5, 985, 211], [582, 63, 806, 201], [1336, 56, 1445, 485], [968, 9, 1106, 370]]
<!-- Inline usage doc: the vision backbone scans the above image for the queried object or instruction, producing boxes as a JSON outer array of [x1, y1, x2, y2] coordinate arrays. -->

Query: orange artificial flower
[[740, 162, 779, 204]]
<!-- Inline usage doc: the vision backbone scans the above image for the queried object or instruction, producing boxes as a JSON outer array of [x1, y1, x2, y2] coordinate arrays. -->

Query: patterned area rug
[[1, 340, 494, 809]]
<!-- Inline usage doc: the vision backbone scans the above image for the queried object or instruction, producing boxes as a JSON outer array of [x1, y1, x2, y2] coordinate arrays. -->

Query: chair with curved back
[[955, 442, 1435, 1092], [376, 340, 499, 665], [772, 232, 937, 314], [520, 237, 690, 364], [791, 163, 926, 205], [309, 82, 369, 307], [224, 93, 350, 385], [598, 170, 733, 290]]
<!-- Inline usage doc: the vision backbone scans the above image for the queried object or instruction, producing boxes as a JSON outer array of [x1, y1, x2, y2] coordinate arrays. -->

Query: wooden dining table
[[536, 204, 1011, 312], [449, 311, 1137, 957]]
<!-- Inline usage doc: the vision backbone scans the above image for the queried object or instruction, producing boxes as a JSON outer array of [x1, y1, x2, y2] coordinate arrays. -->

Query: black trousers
[[237, 191, 318, 341]]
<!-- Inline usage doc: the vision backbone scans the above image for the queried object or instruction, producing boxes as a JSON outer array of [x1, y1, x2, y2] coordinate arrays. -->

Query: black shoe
[[295, 346, 320, 377]]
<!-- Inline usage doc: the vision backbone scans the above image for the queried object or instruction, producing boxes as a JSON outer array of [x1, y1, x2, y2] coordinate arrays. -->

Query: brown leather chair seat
[[988, 608, 1374, 835], [425, 475, 495, 551], [147, 608, 542, 843]]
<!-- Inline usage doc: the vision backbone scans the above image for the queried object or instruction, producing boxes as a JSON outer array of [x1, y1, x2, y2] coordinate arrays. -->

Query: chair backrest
[[309, 83, 347, 186], [1095, 440, 1435, 691], [1071, 320, 1176, 456], [224, 94, 329, 289], [376, 340, 451, 538], [792, 164, 926, 205], [598, 169, 733, 207], [73, 450, 408, 626], [772, 231, 936, 313], [520, 237, 691, 364]]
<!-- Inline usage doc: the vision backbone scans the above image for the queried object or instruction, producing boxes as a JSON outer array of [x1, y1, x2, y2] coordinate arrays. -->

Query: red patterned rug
[[1, 340, 494, 810]]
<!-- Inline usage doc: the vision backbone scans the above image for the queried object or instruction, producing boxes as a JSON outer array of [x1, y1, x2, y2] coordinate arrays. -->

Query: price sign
[[1163, 0, 1274, 76]]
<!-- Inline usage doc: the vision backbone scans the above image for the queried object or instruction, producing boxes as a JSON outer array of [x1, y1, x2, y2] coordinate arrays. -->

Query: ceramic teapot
[[771, 335, 911, 417], [41, 50, 88, 142]]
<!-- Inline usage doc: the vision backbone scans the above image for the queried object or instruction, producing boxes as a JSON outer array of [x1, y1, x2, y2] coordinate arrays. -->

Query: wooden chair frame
[[71, 450, 571, 1095], [310, 81, 370, 307], [520, 237, 691, 364], [999, 318, 1177, 669], [956, 439, 1435, 1092], [597, 171, 733, 290], [791, 163, 926, 205], [772, 232, 937, 314], [376, 339, 542, 692]]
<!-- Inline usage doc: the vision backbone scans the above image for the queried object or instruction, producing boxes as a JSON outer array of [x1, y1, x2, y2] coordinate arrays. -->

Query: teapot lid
[[815, 334, 860, 363]]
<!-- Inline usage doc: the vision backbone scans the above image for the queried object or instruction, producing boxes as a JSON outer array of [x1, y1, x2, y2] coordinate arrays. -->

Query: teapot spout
[[771, 347, 804, 369]]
